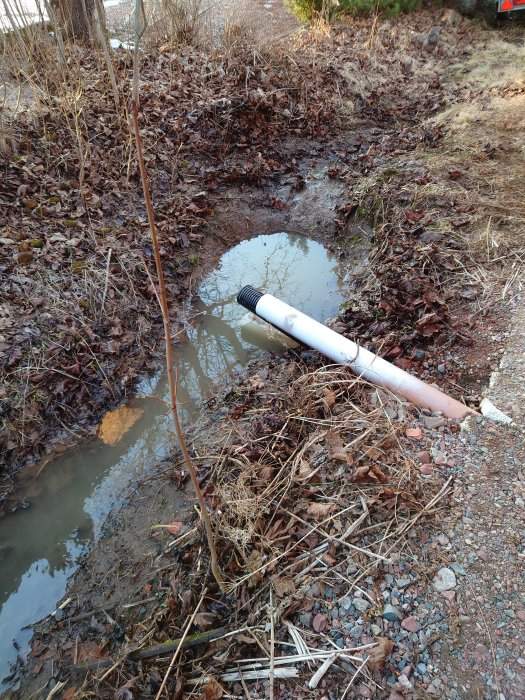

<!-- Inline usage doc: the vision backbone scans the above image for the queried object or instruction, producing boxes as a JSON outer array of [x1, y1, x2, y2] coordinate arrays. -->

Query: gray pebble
[[432, 567, 457, 592], [352, 598, 369, 613], [397, 578, 412, 588], [382, 603, 403, 621], [451, 562, 466, 576]]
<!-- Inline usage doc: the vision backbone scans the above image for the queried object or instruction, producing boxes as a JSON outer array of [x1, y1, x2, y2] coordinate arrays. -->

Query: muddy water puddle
[[0, 232, 346, 687]]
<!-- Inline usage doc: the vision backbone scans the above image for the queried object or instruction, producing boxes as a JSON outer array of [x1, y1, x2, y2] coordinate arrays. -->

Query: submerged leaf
[[97, 406, 144, 446]]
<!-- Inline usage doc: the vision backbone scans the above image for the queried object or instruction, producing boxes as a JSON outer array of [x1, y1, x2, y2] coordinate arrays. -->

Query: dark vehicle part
[[460, 0, 525, 23]]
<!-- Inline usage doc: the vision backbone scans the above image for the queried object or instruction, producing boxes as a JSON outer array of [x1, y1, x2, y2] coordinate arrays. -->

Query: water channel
[[0, 232, 345, 688]]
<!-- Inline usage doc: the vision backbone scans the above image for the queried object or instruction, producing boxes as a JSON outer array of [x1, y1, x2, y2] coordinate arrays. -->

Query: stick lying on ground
[[70, 627, 229, 672]]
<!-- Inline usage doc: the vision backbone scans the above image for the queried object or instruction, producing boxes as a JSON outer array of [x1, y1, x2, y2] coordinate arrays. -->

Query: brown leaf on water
[[368, 638, 394, 671], [306, 501, 334, 519], [97, 406, 144, 446]]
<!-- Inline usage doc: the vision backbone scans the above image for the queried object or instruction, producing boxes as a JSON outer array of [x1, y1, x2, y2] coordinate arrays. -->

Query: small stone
[[397, 578, 412, 589], [299, 612, 312, 627], [424, 416, 445, 429], [398, 674, 412, 691], [516, 610, 525, 621], [401, 616, 420, 633], [441, 590, 456, 602], [417, 450, 431, 464], [517, 658, 525, 667], [416, 662, 427, 675], [382, 604, 403, 621], [427, 678, 444, 696], [420, 465, 433, 476], [353, 598, 370, 613], [515, 497, 525, 509], [430, 447, 448, 464], [406, 427, 423, 440], [437, 364, 446, 374], [504, 609, 516, 618], [451, 562, 466, 576], [349, 624, 363, 640], [432, 567, 457, 592]]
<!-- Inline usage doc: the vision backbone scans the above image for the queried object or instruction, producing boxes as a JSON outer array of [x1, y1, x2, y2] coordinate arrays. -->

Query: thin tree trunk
[[130, 0, 225, 591]]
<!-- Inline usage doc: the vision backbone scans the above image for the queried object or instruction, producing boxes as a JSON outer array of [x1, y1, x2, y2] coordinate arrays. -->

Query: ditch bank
[[2, 9, 525, 699]]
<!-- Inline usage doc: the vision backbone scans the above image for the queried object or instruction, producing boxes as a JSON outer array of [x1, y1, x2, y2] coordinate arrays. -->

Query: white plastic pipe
[[237, 286, 478, 420]]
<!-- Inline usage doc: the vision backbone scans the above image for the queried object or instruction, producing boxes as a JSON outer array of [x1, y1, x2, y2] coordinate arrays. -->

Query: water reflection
[[0, 232, 344, 686]]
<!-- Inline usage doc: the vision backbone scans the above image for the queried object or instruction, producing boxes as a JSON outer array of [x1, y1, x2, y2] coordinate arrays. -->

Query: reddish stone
[[417, 450, 431, 464], [420, 465, 433, 476], [401, 616, 420, 633], [517, 610, 525, 622], [441, 590, 456, 602], [406, 427, 423, 440]]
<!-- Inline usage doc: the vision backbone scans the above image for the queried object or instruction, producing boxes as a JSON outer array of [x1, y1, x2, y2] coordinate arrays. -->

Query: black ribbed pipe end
[[237, 285, 264, 313]]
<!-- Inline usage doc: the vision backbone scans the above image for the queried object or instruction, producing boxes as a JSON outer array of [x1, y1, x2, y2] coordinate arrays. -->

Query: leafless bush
[[146, 0, 209, 47]]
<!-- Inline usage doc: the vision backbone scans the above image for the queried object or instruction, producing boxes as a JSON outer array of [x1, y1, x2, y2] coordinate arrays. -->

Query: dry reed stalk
[[131, 0, 224, 590]]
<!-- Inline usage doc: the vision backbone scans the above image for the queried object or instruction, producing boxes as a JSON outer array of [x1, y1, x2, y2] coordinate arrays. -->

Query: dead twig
[[131, 0, 224, 590]]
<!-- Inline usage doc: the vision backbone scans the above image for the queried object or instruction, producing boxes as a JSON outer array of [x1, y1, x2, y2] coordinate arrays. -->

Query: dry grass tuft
[[420, 31, 525, 298], [199, 361, 442, 591]]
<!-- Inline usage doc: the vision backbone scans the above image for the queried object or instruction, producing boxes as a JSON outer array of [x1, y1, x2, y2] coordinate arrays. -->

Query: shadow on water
[[0, 232, 345, 687]]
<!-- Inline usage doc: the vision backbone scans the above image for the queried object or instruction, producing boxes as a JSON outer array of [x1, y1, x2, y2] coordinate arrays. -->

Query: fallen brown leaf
[[203, 678, 224, 700], [312, 612, 327, 633], [368, 637, 394, 671], [193, 612, 215, 630], [272, 576, 296, 598], [97, 406, 144, 446], [307, 501, 335, 519]]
